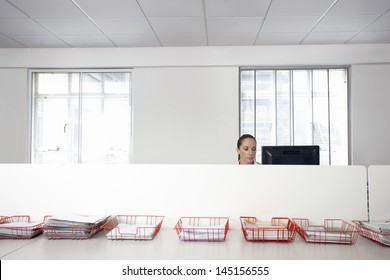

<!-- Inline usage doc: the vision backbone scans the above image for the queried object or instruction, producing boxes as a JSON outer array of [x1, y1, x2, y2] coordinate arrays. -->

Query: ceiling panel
[[205, 0, 271, 17], [37, 19, 102, 35], [0, 33, 24, 47], [209, 33, 258, 46], [58, 34, 115, 47], [109, 34, 160, 47], [313, 15, 379, 32], [0, 19, 50, 35], [137, 0, 204, 18], [75, 0, 145, 18], [365, 15, 390, 31], [327, 0, 390, 16], [95, 18, 154, 35], [256, 32, 306, 45], [262, 17, 319, 32], [348, 30, 390, 43], [8, 0, 87, 19], [207, 17, 262, 33], [150, 18, 205, 34], [8, 34, 70, 47], [0, 0, 389, 48], [0, 0, 28, 18], [267, 0, 337, 16], [302, 31, 357, 44], [158, 33, 207, 46]]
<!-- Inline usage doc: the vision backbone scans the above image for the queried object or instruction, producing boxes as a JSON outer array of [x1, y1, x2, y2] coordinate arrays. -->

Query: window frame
[[28, 68, 133, 164], [239, 66, 350, 165]]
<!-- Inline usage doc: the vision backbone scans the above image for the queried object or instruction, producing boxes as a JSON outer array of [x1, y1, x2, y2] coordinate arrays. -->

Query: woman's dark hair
[[237, 134, 256, 149], [237, 134, 256, 161]]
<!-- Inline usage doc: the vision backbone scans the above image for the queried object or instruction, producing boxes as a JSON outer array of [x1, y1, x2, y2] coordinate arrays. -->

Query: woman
[[236, 134, 258, 164]]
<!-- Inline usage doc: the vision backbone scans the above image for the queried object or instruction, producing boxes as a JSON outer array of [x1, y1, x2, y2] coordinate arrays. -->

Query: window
[[240, 68, 348, 165], [31, 70, 132, 163]]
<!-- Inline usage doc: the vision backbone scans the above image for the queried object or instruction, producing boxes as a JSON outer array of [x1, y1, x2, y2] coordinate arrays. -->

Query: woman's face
[[237, 138, 257, 164]]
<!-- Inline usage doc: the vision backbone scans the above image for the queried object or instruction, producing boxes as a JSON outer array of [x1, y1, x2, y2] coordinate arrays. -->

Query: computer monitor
[[261, 145, 320, 165]]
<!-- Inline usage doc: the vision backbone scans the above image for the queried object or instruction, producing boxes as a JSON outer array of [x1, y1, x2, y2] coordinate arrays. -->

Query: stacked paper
[[241, 219, 290, 241], [357, 221, 390, 246], [302, 226, 353, 244], [0, 217, 43, 239], [175, 217, 229, 241], [43, 214, 110, 239]]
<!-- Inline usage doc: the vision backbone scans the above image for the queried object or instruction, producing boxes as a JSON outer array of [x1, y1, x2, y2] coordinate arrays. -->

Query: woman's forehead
[[241, 138, 256, 146]]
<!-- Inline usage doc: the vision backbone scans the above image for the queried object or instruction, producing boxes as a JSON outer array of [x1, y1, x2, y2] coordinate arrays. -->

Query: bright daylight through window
[[240, 68, 348, 165], [31, 71, 132, 164]]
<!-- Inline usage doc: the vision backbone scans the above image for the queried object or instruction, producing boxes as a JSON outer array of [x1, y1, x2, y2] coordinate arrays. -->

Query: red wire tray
[[101, 215, 164, 240], [0, 215, 44, 239], [353, 220, 390, 247], [240, 216, 296, 242], [174, 216, 229, 241], [43, 214, 109, 240], [293, 218, 359, 244]]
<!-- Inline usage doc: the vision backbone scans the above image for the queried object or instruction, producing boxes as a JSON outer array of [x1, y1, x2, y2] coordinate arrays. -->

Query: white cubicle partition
[[0, 164, 368, 228], [368, 165, 390, 221]]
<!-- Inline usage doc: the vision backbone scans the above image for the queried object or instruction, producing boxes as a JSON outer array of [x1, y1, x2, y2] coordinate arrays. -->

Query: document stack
[[174, 216, 229, 241], [0, 215, 44, 239], [293, 218, 359, 244], [43, 214, 110, 239], [102, 215, 164, 240], [354, 220, 390, 246], [240, 216, 296, 242]]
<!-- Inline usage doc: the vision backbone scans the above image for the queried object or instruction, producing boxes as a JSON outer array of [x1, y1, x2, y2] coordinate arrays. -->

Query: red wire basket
[[43, 214, 109, 240], [174, 216, 229, 241], [0, 215, 44, 239], [293, 218, 359, 244], [101, 215, 164, 240], [353, 220, 390, 247], [240, 216, 296, 242]]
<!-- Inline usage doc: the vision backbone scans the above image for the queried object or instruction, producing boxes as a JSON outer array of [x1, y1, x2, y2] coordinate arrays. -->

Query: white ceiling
[[0, 0, 389, 48]]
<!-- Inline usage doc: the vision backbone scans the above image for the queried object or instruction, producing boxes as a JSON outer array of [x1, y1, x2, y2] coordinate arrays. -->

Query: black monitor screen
[[261, 145, 320, 165]]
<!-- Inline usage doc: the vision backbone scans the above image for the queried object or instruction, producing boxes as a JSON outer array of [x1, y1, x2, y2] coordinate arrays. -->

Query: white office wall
[[133, 67, 238, 164], [0, 68, 29, 163], [0, 44, 390, 164], [350, 64, 390, 166]]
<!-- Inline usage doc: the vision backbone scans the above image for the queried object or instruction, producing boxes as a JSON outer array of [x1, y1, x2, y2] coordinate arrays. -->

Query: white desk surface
[[0, 238, 38, 259], [1, 229, 389, 260]]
